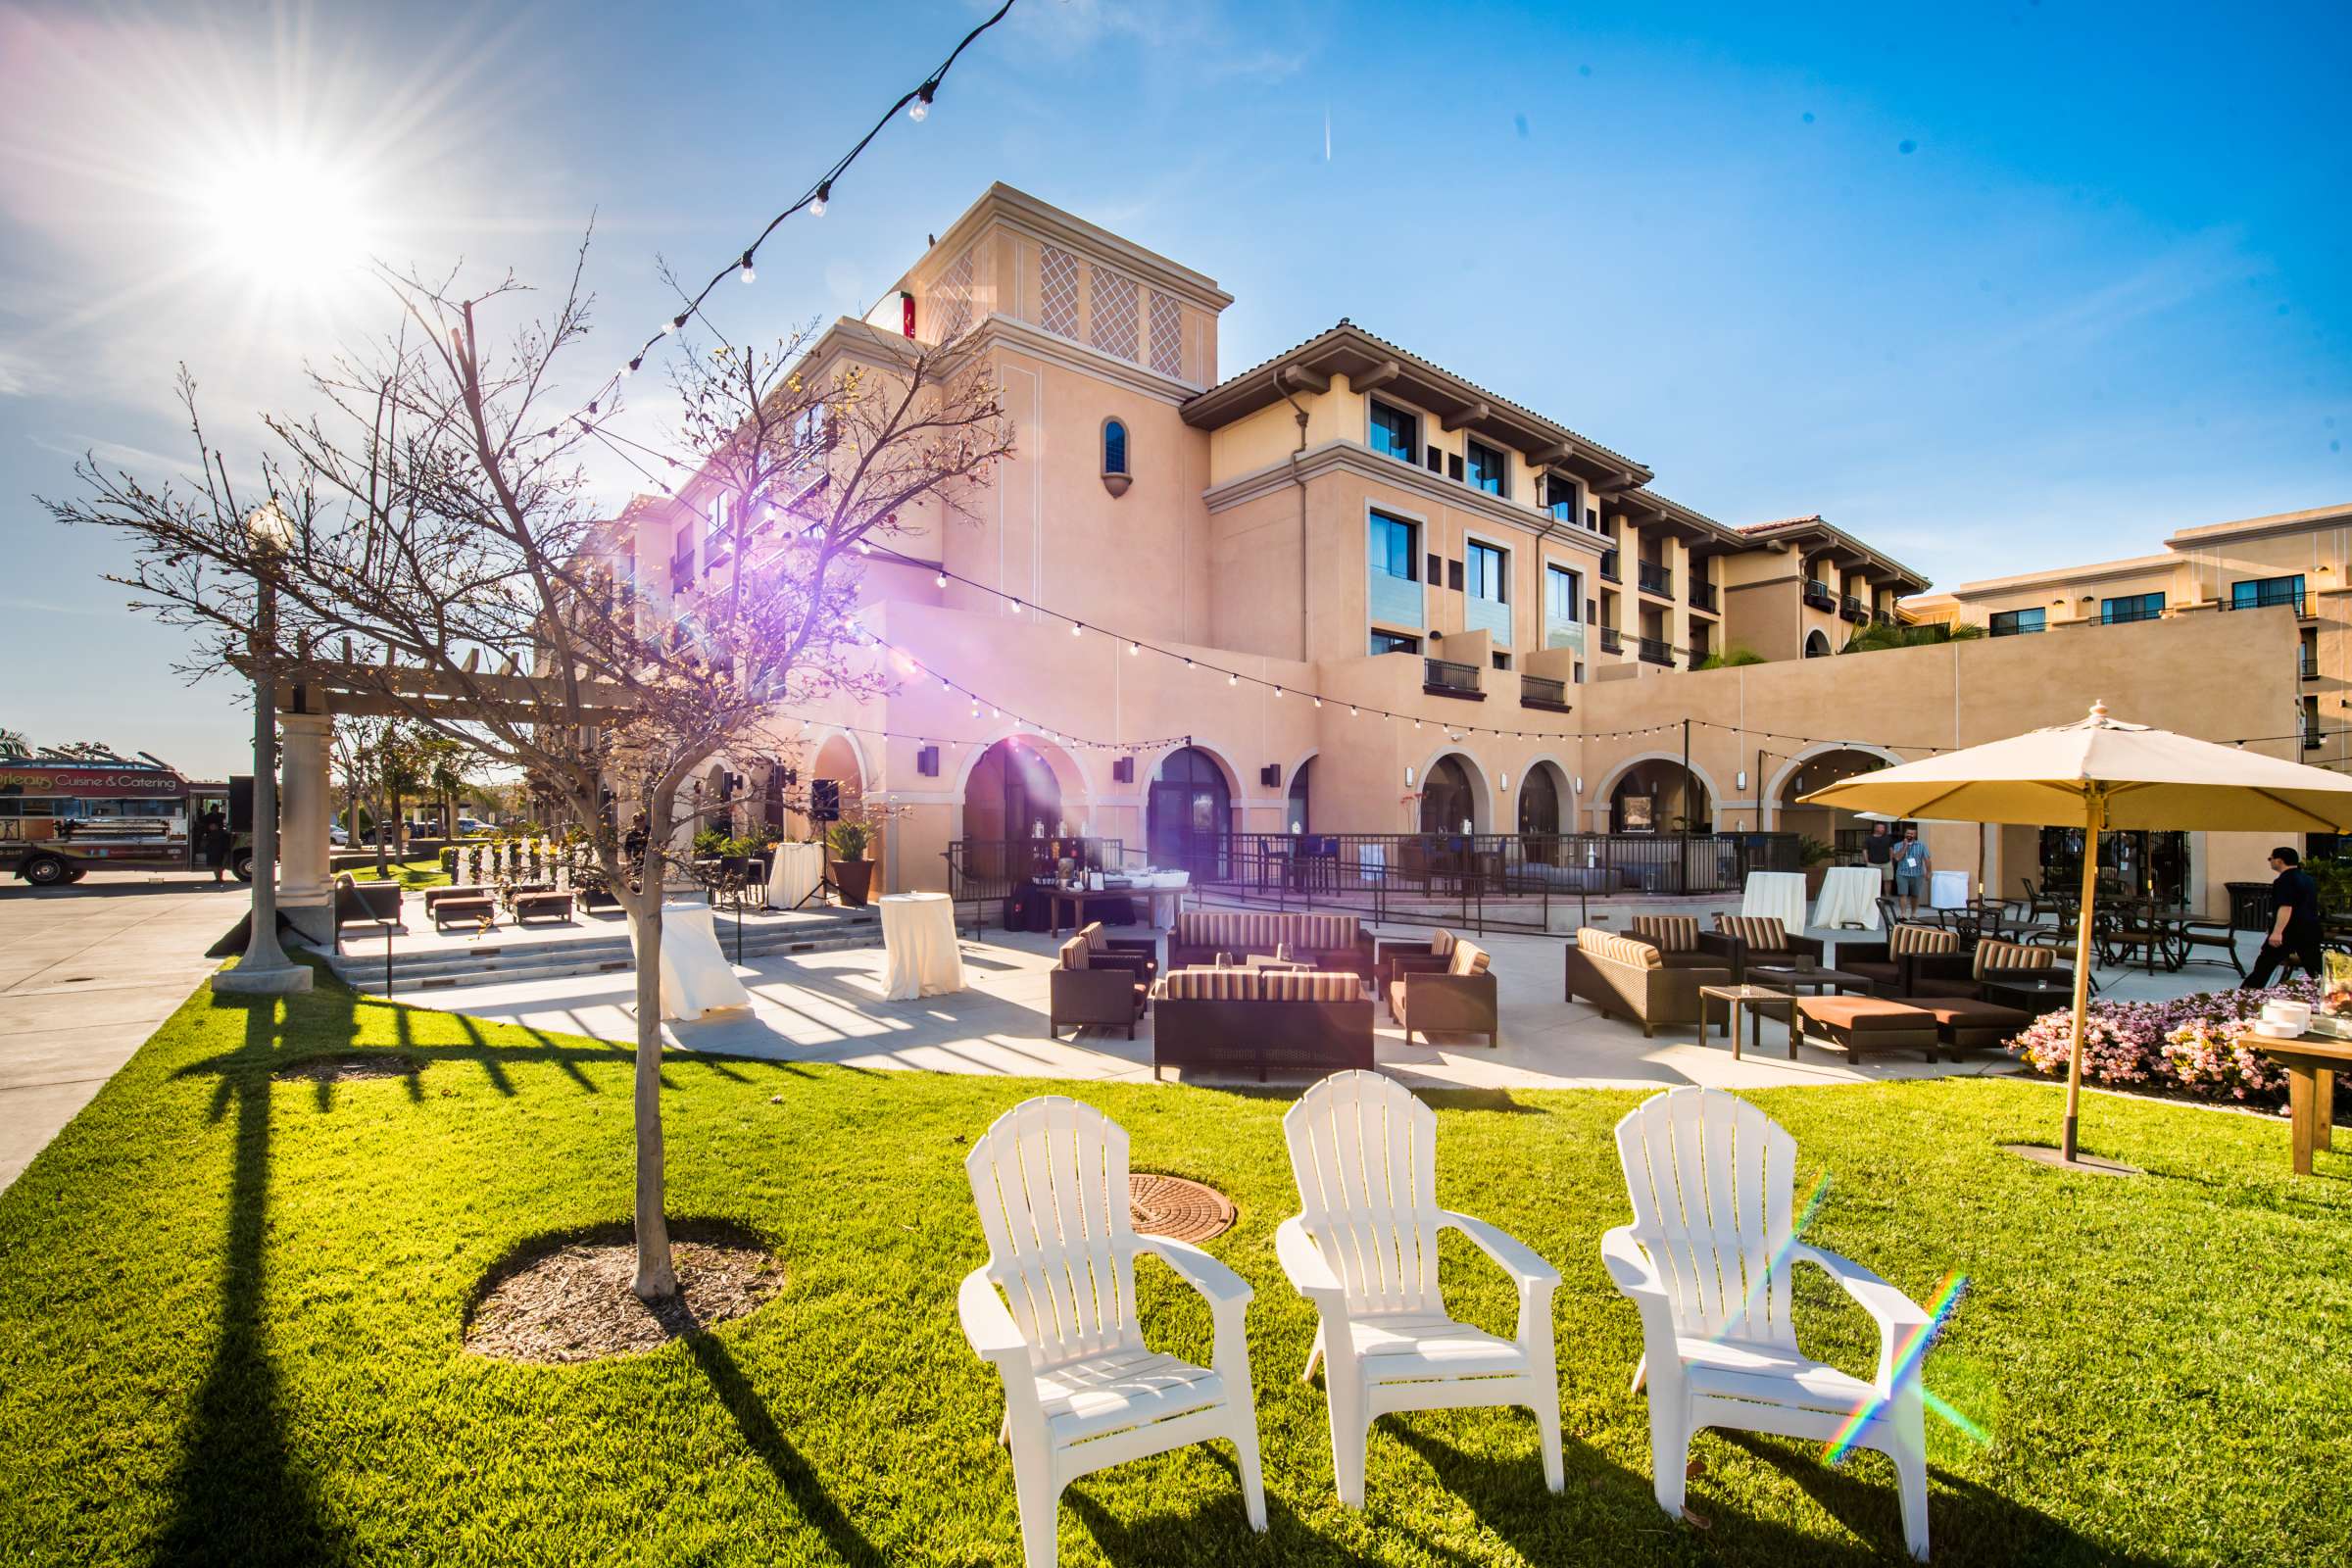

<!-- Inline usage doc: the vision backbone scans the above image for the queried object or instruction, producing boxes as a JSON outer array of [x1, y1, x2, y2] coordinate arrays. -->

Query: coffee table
[[1982, 976, 2077, 1012], [1699, 983, 1798, 1060], [2251, 1035, 2349, 1175], [1243, 956, 1312, 973], [1748, 964, 1870, 997]]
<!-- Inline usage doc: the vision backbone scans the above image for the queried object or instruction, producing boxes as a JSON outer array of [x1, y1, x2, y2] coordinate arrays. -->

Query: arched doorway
[[1804, 629, 1832, 659], [962, 737, 1065, 884], [1419, 755, 1478, 836], [1775, 747, 1890, 855], [1518, 761, 1563, 837], [1148, 747, 1231, 874], [1609, 760, 1711, 833], [1286, 759, 1312, 833]]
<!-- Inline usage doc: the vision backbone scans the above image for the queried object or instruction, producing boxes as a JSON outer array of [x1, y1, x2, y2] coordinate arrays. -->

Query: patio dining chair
[[959, 1098, 1266, 1568], [1603, 1087, 1933, 1558], [1278, 1070, 1563, 1506]]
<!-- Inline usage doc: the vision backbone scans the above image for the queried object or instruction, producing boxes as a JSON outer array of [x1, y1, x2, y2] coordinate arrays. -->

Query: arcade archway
[[1607, 760, 1712, 833], [1774, 746, 1895, 853], [1148, 746, 1233, 871]]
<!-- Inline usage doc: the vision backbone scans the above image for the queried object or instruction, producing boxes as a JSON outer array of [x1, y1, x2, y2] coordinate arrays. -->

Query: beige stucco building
[[624, 184, 2327, 916]]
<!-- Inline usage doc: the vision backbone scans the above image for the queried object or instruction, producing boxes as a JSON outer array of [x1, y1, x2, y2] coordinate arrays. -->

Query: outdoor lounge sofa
[[1167, 909, 1372, 984], [1698, 914, 1828, 983], [1388, 937, 1499, 1046], [1833, 922, 1965, 995], [1564, 927, 1730, 1037], [1370, 927, 1464, 993], [1048, 931, 1152, 1041], [1151, 966, 1372, 1082], [1627, 914, 1721, 971]]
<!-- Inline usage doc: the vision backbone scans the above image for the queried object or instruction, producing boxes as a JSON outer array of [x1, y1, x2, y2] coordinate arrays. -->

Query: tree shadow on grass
[[684, 1332, 886, 1567], [156, 987, 354, 1566], [1062, 1446, 1317, 1566]]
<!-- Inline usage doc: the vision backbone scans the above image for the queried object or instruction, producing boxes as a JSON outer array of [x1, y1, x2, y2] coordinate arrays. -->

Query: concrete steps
[[323, 906, 884, 995]]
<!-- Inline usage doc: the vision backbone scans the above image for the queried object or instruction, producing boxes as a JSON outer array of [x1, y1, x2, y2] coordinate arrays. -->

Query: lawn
[[1, 971, 2345, 1567], [343, 854, 452, 889]]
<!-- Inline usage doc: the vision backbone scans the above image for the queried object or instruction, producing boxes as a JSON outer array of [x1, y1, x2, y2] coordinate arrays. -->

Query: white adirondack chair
[[1277, 1069, 1563, 1507], [1605, 1087, 1934, 1558], [958, 1096, 1266, 1568]]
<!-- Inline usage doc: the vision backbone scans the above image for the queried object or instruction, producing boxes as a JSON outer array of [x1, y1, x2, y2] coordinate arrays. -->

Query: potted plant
[[825, 819, 874, 906], [1797, 835, 1836, 898]]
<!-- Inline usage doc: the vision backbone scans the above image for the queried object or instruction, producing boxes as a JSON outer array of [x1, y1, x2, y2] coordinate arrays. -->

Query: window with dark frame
[[1545, 564, 1582, 624], [1466, 540, 1507, 603], [1369, 629, 1422, 656], [2100, 591, 2164, 624], [1464, 438, 1506, 496], [1989, 607, 2047, 637], [1546, 474, 1580, 525], [1367, 511, 1417, 580], [1102, 418, 1129, 476], [1368, 401, 1418, 465]]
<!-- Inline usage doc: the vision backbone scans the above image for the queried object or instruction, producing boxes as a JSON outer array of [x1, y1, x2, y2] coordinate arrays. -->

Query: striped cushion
[[1260, 969, 1363, 1002], [1633, 914, 1700, 953], [1448, 941, 1493, 977], [1080, 921, 1108, 953], [1578, 928, 1661, 969], [1975, 940, 2056, 979], [1173, 910, 1359, 952], [1156, 966, 1259, 1001], [1057, 935, 1090, 970], [1431, 928, 1457, 956], [1889, 923, 1960, 956], [1714, 914, 1789, 951]]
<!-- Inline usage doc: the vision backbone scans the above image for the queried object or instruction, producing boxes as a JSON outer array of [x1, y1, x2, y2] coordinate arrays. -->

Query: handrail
[[1637, 561, 1672, 596], [1423, 658, 1481, 694]]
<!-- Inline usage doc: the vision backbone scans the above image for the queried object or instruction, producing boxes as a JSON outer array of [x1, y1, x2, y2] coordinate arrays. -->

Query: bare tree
[[45, 252, 1010, 1297]]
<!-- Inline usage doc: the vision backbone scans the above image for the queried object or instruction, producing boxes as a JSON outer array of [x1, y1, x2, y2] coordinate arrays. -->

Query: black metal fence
[[947, 830, 1800, 937]]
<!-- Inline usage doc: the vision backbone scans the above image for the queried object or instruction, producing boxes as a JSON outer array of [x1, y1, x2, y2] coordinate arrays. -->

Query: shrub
[[2009, 979, 2312, 1106]]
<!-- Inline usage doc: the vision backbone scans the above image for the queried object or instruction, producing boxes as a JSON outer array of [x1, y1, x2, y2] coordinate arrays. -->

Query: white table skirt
[[1930, 869, 1971, 910], [1813, 865, 1884, 930], [879, 892, 964, 1001], [1121, 871, 1190, 927], [764, 842, 826, 909], [636, 902, 753, 1021], [1740, 871, 1810, 933]]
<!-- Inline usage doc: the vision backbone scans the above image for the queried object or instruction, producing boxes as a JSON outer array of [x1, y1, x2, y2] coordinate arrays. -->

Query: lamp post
[[214, 501, 312, 996]]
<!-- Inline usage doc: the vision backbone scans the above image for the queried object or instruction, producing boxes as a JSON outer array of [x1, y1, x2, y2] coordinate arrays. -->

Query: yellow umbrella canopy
[[1800, 701, 2352, 1166]]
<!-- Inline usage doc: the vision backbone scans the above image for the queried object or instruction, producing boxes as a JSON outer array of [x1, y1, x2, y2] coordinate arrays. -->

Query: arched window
[[1419, 756, 1476, 836], [1287, 759, 1312, 833], [1102, 419, 1129, 476], [1804, 629, 1831, 659]]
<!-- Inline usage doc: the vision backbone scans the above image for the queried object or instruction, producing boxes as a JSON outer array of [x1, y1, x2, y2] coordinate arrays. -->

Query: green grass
[[344, 855, 451, 889], [1, 970, 2345, 1567]]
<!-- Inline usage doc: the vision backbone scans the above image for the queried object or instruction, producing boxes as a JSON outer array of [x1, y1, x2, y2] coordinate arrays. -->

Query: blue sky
[[2, 0, 2346, 778]]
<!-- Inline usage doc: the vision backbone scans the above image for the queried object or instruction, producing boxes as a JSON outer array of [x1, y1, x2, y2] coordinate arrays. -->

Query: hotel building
[[621, 184, 2322, 916]]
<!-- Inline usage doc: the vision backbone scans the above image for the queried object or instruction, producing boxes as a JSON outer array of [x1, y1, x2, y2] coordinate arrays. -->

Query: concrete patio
[[398, 915, 2264, 1093]]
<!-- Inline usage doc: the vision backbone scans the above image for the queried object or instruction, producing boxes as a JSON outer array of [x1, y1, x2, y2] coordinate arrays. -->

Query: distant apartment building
[[618, 184, 2318, 912]]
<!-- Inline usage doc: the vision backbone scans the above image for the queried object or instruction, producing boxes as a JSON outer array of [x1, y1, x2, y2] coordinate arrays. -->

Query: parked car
[[328, 822, 350, 847], [454, 816, 494, 837]]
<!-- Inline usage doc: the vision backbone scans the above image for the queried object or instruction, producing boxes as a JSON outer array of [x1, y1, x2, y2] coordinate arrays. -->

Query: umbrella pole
[[2062, 790, 2106, 1163]]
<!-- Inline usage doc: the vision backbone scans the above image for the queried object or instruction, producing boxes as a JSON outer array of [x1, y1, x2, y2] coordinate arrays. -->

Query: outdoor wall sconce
[[1404, 765, 1416, 787], [1737, 769, 1748, 790], [1499, 772, 1510, 792], [1573, 775, 1584, 793]]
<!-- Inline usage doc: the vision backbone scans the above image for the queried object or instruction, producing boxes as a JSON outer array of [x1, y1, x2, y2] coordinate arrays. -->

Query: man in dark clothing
[[2242, 846, 2325, 989], [198, 808, 229, 882], [1863, 822, 1895, 896]]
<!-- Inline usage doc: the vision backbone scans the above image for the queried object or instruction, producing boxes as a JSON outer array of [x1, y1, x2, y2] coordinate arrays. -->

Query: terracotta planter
[[831, 859, 873, 906]]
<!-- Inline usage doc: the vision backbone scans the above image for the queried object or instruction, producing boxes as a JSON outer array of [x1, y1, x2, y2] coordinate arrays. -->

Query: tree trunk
[[375, 786, 391, 874], [625, 780, 680, 1300]]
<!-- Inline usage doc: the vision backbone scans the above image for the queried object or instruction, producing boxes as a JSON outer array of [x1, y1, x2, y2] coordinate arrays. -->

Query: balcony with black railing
[[1423, 658, 1482, 698], [1598, 626, 1623, 655], [1637, 636, 1674, 666], [668, 554, 694, 594], [1519, 674, 1571, 711], [2225, 584, 2308, 617], [1839, 595, 1869, 623], [2302, 646, 2322, 680], [1873, 608, 1896, 627], [1688, 579, 1716, 612], [1598, 549, 1621, 583], [1637, 561, 1672, 598], [1802, 579, 1837, 612], [2101, 603, 2163, 626]]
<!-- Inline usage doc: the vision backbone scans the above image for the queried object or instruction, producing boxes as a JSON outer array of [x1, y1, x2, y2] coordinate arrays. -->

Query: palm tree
[[0, 727, 28, 760], [1839, 619, 1985, 655], [1693, 647, 1769, 670]]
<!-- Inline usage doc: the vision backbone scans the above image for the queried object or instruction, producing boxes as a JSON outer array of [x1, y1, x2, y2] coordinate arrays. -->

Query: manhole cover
[[1128, 1173, 1235, 1243]]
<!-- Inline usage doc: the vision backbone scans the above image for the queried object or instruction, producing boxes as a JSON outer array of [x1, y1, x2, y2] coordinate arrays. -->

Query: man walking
[[1892, 825, 1932, 917], [2243, 845, 2325, 989]]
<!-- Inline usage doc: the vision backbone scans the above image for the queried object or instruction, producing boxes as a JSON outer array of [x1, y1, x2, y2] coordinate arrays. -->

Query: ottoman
[[1888, 996, 2033, 1060], [1795, 996, 1939, 1063]]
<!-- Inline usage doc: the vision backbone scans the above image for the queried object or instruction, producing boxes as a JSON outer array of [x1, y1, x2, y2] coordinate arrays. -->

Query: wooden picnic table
[[2256, 1035, 2350, 1176]]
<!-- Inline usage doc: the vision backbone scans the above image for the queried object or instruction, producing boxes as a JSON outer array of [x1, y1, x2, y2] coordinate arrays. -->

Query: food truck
[[0, 755, 246, 886]]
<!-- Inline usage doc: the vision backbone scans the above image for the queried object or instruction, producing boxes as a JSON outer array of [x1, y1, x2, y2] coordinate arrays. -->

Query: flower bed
[[2008, 980, 2316, 1106]]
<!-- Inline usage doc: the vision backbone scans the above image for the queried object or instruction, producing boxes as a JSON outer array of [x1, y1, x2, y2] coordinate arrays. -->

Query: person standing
[[1863, 820, 1895, 902], [198, 807, 230, 883], [1892, 826, 1932, 917], [2242, 846, 2325, 989]]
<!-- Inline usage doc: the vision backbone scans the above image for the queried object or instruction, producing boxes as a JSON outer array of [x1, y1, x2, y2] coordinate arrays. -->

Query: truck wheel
[[66, 867, 88, 883], [23, 855, 70, 887], [232, 851, 255, 883]]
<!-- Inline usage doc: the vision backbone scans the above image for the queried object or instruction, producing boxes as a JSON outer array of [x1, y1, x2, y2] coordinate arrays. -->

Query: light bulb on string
[[1128, 641, 1140, 656], [739, 252, 757, 284], [1227, 671, 1238, 686], [910, 81, 936, 122], [808, 181, 830, 217], [1070, 621, 1082, 637], [935, 571, 948, 588]]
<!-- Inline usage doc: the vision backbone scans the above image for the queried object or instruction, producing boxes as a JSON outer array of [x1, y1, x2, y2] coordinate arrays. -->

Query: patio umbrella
[[1800, 701, 2352, 1167]]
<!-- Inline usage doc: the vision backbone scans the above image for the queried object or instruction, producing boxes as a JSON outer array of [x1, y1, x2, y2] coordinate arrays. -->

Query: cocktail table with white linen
[[763, 841, 826, 909], [879, 891, 964, 1001], [1740, 870, 1809, 933], [634, 901, 754, 1021], [1812, 864, 1884, 929]]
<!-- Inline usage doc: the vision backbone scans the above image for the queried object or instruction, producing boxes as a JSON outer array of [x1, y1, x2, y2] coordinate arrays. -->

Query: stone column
[[276, 710, 336, 947]]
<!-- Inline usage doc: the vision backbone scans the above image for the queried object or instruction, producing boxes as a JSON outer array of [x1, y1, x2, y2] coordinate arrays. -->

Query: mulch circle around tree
[[463, 1225, 784, 1365], [270, 1054, 417, 1083], [1128, 1173, 1236, 1244]]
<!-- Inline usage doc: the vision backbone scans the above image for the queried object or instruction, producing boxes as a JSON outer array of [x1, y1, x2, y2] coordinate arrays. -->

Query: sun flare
[[196, 146, 372, 292]]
